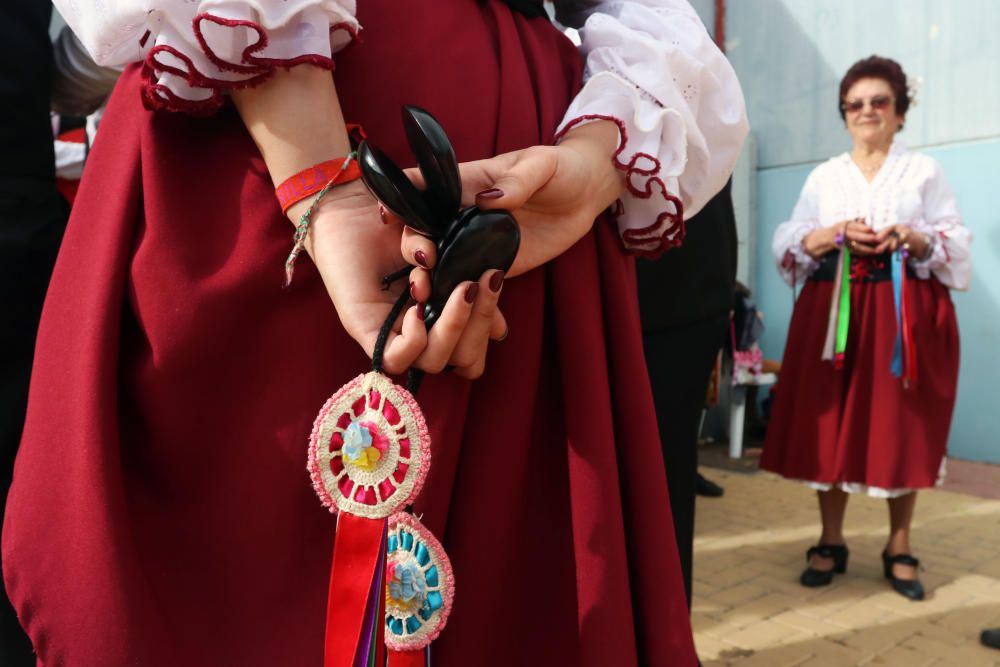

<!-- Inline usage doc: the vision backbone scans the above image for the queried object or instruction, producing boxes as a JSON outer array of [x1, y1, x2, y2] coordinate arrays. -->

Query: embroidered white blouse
[[772, 141, 972, 291], [54, 0, 747, 255]]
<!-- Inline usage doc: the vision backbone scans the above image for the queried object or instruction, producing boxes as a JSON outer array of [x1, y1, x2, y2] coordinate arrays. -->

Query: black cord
[[405, 368, 425, 394], [371, 289, 413, 375], [381, 265, 413, 291]]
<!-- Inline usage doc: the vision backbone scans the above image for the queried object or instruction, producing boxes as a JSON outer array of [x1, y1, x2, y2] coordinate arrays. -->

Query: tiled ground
[[692, 470, 1000, 666]]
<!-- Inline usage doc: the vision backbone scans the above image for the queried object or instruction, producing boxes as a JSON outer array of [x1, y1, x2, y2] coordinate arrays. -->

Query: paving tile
[[727, 644, 816, 666], [837, 623, 921, 659], [793, 641, 866, 667], [693, 633, 732, 661], [723, 619, 810, 651], [859, 645, 938, 667]]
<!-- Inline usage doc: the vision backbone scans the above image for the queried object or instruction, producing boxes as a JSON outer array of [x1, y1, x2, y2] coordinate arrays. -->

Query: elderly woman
[[762, 56, 971, 601]]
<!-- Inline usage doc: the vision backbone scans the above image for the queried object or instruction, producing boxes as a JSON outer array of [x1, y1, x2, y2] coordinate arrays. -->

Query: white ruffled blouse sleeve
[[771, 168, 822, 286], [53, 0, 359, 113], [906, 160, 972, 291], [554, 0, 748, 256]]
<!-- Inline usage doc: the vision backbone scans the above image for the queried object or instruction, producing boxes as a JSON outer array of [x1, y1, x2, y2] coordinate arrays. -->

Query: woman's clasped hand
[[804, 219, 929, 258], [307, 120, 625, 379]]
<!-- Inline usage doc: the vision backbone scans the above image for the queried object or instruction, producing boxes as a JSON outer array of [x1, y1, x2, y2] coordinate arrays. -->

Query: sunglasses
[[841, 95, 894, 113]]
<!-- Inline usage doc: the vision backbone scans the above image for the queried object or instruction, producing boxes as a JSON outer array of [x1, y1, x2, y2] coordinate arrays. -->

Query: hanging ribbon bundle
[[305, 106, 519, 667], [821, 242, 851, 368], [890, 249, 917, 387], [309, 369, 435, 667]]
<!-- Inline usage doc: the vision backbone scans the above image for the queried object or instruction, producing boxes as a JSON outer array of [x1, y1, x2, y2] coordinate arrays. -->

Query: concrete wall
[[727, 1, 1000, 463]]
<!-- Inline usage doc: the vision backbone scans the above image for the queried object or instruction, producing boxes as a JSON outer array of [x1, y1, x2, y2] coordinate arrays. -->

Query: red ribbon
[[388, 650, 426, 667], [324, 513, 388, 667]]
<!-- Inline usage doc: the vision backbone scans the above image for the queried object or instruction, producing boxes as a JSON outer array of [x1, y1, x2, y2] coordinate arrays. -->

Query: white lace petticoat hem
[[792, 457, 947, 498]]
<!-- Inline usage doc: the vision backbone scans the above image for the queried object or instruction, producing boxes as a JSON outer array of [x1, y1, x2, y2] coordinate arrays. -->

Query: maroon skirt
[[761, 256, 960, 492], [2, 2, 696, 666]]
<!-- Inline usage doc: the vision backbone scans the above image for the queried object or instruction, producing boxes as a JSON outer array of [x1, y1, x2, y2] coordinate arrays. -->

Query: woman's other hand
[[803, 218, 879, 257], [396, 120, 624, 378], [288, 181, 431, 375], [401, 119, 625, 280], [874, 223, 930, 257]]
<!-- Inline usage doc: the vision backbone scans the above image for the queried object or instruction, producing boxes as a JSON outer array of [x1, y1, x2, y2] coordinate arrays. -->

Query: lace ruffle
[[53, 0, 359, 113], [554, 1, 747, 256], [142, 1, 358, 112]]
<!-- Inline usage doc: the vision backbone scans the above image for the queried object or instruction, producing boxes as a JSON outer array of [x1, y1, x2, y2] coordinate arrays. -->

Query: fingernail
[[379, 205, 388, 224], [464, 283, 479, 304], [489, 270, 505, 293], [417, 303, 426, 320], [409, 282, 416, 300], [498, 327, 509, 342], [414, 250, 428, 268], [477, 188, 504, 199]]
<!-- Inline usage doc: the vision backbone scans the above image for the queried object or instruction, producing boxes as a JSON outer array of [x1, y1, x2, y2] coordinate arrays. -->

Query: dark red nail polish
[[464, 283, 479, 304], [409, 282, 416, 300], [417, 303, 426, 320], [477, 188, 504, 199], [489, 270, 505, 293], [414, 250, 428, 268]]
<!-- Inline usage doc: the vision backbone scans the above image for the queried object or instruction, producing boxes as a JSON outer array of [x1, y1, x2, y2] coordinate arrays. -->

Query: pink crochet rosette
[[384, 512, 456, 651], [307, 371, 430, 519]]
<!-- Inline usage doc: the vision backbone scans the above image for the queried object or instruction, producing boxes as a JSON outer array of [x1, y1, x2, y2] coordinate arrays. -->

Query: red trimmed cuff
[[554, 114, 685, 258]]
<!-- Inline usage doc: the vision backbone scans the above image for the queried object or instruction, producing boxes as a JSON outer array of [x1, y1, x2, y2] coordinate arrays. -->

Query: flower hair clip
[[906, 76, 923, 108]]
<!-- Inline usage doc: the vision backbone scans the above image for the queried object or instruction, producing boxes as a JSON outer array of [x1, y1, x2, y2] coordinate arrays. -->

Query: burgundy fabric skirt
[[761, 267, 960, 492], [2, 3, 696, 665]]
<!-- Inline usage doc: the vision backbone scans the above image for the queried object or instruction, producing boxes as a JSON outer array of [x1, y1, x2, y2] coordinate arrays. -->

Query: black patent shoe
[[696, 473, 724, 498], [982, 628, 1000, 650], [800, 544, 849, 587], [882, 551, 925, 601]]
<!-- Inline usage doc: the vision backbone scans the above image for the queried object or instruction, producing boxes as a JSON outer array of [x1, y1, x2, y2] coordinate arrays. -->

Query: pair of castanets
[[358, 106, 520, 329]]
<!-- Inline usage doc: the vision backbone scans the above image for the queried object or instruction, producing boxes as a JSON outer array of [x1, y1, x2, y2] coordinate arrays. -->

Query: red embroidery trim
[[554, 113, 685, 258], [938, 230, 950, 263], [193, 13, 271, 75]]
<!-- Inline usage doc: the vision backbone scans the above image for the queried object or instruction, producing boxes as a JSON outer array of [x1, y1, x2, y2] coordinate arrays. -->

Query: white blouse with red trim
[[54, 0, 747, 256], [55, 0, 358, 113], [555, 0, 748, 256], [772, 140, 973, 291]]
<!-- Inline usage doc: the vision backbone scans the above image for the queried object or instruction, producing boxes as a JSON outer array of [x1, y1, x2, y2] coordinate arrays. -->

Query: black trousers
[[0, 188, 67, 665], [642, 313, 728, 609]]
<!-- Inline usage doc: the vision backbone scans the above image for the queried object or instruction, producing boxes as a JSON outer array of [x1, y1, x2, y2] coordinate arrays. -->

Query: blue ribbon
[[890, 251, 904, 378]]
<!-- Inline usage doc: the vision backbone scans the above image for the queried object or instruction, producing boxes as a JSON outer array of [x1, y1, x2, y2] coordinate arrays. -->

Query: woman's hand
[[233, 67, 507, 377], [400, 120, 625, 279], [803, 218, 879, 257], [296, 181, 506, 377], [395, 120, 624, 378], [874, 223, 930, 257]]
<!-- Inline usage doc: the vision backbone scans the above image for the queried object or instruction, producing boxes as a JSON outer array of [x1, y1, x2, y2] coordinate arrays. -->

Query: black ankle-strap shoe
[[800, 544, 849, 587], [882, 551, 925, 601]]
